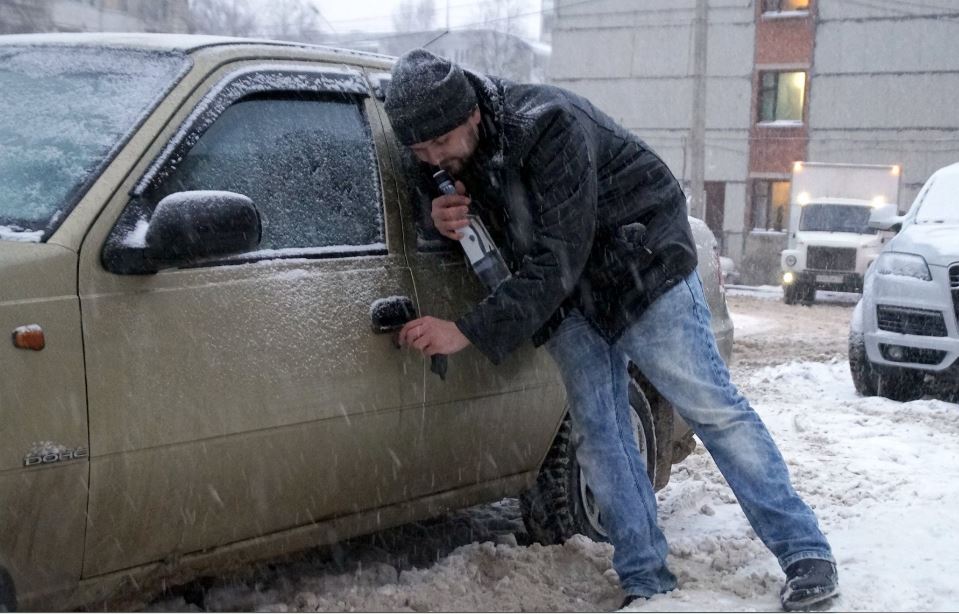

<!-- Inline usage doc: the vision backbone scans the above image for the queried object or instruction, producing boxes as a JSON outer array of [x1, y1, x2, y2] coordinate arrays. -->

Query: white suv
[[849, 162, 959, 401]]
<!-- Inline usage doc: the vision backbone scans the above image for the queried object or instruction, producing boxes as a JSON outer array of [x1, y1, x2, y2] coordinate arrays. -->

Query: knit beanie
[[385, 48, 478, 146]]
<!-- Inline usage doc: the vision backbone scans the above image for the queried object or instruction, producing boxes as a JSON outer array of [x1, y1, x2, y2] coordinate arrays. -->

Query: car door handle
[[370, 296, 448, 380], [370, 296, 417, 334]]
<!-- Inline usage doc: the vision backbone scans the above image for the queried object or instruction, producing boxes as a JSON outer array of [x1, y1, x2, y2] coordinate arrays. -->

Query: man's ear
[[468, 106, 481, 127]]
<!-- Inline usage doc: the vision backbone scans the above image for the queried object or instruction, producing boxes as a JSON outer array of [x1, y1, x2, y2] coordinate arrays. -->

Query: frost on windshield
[[0, 45, 190, 241]]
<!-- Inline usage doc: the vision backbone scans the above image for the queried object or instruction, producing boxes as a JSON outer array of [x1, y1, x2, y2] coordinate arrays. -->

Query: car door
[[77, 61, 425, 576], [405, 238, 565, 497], [368, 86, 566, 500]]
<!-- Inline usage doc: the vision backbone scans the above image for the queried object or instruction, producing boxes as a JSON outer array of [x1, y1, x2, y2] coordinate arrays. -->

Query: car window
[[914, 173, 959, 224], [396, 149, 457, 254], [147, 95, 383, 253], [0, 45, 190, 242], [106, 67, 386, 267], [799, 203, 877, 234]]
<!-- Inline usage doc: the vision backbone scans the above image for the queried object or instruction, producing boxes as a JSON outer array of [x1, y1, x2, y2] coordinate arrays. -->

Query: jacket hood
[[888, 222, 959, 267]]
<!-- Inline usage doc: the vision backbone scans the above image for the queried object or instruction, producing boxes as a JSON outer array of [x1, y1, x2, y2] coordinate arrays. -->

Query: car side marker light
[[12, 324, 45, 351]]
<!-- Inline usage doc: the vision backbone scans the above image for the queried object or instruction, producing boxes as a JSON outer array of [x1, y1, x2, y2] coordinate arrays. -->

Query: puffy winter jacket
[[415, 72, 698, 365]]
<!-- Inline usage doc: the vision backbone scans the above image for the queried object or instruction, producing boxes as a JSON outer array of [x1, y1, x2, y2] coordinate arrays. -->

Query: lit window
[[763, 0, 809, 12], [758, 71, 805, 123], [751, 180, 791, 231]]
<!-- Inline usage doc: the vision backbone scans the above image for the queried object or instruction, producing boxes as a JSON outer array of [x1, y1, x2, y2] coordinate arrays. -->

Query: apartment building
[[550, 0, 959, 284]]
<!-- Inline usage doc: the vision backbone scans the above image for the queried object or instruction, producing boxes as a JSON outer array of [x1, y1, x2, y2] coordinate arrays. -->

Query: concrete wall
[[740, 231, 787, 286], [549, 0, 755, 240], [809, 1, 959, 209]]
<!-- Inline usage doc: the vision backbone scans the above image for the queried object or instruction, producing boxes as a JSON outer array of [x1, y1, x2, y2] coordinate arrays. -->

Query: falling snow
[[141, 289, 959, 612]]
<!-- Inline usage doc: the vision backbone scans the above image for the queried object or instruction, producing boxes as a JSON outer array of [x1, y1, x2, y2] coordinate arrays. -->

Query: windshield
[[798, 203, 878, 234], [915, 173, 959, 224], [0, 46, 190, 242]]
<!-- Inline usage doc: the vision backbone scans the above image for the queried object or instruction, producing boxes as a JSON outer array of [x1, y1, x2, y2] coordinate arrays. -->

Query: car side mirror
[[868, 207, 904, 233], [104, 191, 261, 274]]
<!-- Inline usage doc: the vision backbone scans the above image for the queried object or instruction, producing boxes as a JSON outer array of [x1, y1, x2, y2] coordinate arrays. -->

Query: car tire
[[0, 567, 16, 613], [848, 332, 878, 397], [520, 378, 656, 545], [876, 367, 925, 402]]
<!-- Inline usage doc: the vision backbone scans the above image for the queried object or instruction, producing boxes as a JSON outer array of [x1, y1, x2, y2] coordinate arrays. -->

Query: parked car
[[719, 255, 740, 286], [0, 33, 733, 610], [849, 162, 959, 401]]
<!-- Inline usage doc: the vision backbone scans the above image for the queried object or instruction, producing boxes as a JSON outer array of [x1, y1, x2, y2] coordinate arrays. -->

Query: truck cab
[[780, 162, 901, 305]]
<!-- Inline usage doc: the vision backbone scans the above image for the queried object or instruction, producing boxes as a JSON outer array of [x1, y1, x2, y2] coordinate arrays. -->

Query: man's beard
[[441, 157, 466, 174], [440, 123, 480, 176]]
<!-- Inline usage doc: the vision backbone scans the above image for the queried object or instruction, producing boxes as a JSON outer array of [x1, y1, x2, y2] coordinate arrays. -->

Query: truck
[[780, 162, 902, 305]]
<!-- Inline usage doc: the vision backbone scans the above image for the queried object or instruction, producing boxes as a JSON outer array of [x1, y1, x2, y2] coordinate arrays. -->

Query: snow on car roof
[[0, 32, 394, 61]]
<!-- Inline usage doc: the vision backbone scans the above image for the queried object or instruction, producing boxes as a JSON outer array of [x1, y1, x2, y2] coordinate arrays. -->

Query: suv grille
[[807, 247, 856, 272], [877, 305, 947, 337], [951, 264, 959, 324]]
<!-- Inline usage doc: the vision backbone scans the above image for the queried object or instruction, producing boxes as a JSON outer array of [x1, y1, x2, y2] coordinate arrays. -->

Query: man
[[385, 48, 838, 611]]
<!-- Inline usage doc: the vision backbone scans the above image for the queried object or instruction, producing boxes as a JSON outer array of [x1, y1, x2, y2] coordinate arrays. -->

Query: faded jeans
[[545, 271, 833, 597]]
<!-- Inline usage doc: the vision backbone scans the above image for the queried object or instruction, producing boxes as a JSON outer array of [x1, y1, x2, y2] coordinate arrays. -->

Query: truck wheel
[[877, 368, 925, 402], [0, 567, 16, 612], [848, 332, 878, 396], [783, 283, 801, 305], [520, 378, 655, 544]]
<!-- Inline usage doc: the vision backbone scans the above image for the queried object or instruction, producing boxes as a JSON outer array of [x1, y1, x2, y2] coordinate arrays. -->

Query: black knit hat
[[385, 48, 478, 146]]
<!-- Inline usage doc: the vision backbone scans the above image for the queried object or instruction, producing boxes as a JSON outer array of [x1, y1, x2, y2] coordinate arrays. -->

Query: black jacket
[[418, 72, 698, 365]]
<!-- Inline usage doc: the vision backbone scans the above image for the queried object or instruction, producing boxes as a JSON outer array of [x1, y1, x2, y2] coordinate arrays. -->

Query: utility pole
[[689, 0, 708, 220]]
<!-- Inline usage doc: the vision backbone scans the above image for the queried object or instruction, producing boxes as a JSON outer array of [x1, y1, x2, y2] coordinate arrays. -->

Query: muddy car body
[[0, 34, 733, 610]]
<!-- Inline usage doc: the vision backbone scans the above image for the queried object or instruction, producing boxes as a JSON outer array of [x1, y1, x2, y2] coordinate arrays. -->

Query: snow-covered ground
[[146, 292, 959, 612]]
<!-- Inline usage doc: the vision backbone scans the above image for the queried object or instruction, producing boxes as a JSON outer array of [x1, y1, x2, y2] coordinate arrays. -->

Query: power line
[[823, 0, 959, 22], [851, 0, 959, 14]]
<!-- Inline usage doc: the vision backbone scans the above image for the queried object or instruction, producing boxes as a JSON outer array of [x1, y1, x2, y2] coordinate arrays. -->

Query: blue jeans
[[545, 272, 833, 597]]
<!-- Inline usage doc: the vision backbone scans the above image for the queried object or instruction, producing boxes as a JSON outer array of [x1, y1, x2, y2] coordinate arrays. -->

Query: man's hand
[[398, 316, 471, 357], [432, 180, 470, 240]]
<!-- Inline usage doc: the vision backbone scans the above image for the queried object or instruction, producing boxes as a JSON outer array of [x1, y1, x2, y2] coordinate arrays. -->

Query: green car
[[0, 33, 733, 611]]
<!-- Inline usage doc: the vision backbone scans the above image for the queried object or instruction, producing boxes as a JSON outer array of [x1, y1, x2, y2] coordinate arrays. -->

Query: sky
[[307, 0, 544, 39]]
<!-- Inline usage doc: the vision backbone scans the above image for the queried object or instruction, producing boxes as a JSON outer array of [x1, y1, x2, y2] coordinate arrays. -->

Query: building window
[[763, 0, 809, 12], [758, 71, 806, 123], [751, 180, 791, 231]]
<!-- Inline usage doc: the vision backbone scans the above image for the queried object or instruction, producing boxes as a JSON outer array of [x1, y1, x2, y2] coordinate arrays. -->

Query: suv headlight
[[785, 254, 798, 267], [875, 252, 932, 281]]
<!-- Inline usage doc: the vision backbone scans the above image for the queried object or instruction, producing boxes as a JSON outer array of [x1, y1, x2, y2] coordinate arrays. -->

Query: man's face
[[409, 108, 481, 175]]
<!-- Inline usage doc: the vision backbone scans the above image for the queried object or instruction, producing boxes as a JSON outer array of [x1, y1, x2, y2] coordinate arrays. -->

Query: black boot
[[780, 559, 839, 611], [618, 594, 647, 610]]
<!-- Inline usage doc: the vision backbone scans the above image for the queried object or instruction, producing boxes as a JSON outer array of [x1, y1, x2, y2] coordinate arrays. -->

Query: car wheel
[[848, 332, 878, 397], [520, 378, 656, 545], [876, 367, 925, 402]]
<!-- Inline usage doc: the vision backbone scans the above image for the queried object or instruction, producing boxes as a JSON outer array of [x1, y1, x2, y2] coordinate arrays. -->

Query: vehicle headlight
[[874, 252, 932, 281], [785, 255, 798, 267]]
